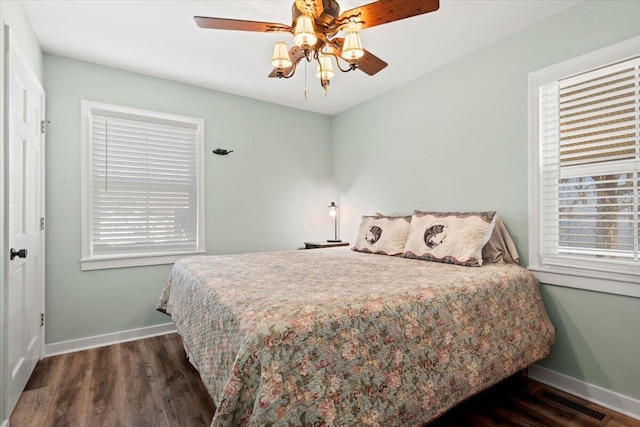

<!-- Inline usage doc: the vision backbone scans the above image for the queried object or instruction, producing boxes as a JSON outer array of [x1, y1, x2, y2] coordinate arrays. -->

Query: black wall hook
[[212, 148, 233, 155]]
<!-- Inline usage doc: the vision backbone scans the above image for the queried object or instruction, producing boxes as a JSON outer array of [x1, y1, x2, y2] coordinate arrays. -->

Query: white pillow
[[403, 211, 497, 266], [353, 215, 412, 256]]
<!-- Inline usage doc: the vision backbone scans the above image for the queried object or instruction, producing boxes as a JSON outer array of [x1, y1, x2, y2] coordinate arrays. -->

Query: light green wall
[[43, 54, 332, 344], [331, 1, 640, 399], [538, 285, 640, 398], [0, 1, 43, 422]]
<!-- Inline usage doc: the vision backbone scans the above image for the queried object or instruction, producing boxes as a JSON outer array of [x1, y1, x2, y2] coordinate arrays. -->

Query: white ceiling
[[22, 0, 581, 116]]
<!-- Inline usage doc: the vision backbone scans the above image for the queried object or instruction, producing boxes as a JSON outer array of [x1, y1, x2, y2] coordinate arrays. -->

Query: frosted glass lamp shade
[[271, 42, 292, 68], [292, 15, 317, 49], [328, 202, 338, 217]]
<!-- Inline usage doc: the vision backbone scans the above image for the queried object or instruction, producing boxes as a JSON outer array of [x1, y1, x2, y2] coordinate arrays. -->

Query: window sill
[[80, 251, 205, 271], [528, 265, 640, 298]]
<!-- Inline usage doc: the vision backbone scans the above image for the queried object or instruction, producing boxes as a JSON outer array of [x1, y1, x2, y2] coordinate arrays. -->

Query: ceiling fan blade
[[268, 46, 307, 78], [295, 0, 324, 18], [194, 16, 290, 33], [329, 38, 388, 76], [357, 50, 388, 76], [337, 0, 439, 30]]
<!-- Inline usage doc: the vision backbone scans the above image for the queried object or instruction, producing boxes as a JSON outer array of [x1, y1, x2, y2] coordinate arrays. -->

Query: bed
[[157, 241, 555, 426]]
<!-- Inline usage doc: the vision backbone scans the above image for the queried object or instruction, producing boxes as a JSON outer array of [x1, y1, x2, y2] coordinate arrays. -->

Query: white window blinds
[[81, 101, 204, 270], [538, 57, 639, 272]]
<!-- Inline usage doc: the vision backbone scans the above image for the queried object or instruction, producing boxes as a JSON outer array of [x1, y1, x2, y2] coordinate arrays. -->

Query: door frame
[[2, 25, 46, 418]]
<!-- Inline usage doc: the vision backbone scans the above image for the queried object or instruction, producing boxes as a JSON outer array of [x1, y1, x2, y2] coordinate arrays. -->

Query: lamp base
[[327, 239, 342, 243]]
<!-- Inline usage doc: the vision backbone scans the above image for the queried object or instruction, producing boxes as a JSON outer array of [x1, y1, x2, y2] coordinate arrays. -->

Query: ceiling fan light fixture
[[292, 15, 317, 50], [271, 41, 292, 69], [195, 0, 439, 98], [342, 30, 364, 61]]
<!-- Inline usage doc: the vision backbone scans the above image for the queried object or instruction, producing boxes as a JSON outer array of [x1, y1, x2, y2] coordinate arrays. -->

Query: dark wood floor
[[10, 333, 639, 427], [11, 333, 214, 427]]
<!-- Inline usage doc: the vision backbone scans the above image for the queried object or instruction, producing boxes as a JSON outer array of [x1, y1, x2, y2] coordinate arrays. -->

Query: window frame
[[80, 100, 205, 271], [528, 36, 640, 298]]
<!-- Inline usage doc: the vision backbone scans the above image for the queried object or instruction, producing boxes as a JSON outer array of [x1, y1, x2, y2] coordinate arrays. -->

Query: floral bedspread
[[157, 248, 554, 427]]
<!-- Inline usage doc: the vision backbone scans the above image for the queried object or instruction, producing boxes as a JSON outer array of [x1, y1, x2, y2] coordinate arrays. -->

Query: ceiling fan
[[194, 0, 440, 95]]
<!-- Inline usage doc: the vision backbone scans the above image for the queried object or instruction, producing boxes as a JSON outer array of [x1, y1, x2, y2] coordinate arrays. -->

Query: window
[[81, 101, 205, 270], [528, 36, 640, 297]]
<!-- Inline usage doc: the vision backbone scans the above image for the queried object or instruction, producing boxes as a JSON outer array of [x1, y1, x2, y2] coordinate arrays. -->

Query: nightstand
[[304, 241, 350, 249]]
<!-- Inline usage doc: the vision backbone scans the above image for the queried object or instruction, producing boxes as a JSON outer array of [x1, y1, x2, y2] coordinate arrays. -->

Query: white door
[[5, 34, 45, 416]]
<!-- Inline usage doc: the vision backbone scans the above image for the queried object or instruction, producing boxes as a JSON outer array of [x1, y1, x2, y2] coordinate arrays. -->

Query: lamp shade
[[328, 202, 338, 216], [316, 55, 335, 80], [271, 42, 292, 68], [292, 15, 317, 49], [342, 30, 364, 61]]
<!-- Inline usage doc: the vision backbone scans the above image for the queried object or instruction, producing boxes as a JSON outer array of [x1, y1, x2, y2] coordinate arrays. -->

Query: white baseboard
[[529, 365, 640, 420], [44, 322, 177, 358]]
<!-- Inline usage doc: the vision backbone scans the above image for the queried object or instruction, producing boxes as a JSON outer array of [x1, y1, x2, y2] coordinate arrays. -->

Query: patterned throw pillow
[[403, 211, 497, 266], [353, 214, 412, 256]]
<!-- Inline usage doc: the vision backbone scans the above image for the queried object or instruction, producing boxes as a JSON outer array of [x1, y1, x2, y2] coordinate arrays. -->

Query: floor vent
[[540, 390, 606, 421]]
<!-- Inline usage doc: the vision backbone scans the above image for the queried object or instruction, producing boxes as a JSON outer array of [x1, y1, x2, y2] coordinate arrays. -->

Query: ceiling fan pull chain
[[304, 59, 308, 102]]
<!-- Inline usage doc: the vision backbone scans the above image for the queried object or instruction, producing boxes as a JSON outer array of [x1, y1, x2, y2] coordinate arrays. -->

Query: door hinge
[[40, 313, 45, 327], [41, 120, 46, 134], [40, 217, 45, 230]]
